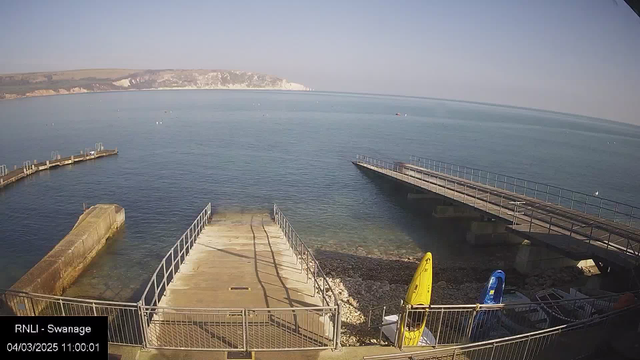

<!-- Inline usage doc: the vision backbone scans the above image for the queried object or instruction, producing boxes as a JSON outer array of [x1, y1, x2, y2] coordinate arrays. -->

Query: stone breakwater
[[316, 250, 588, 346]]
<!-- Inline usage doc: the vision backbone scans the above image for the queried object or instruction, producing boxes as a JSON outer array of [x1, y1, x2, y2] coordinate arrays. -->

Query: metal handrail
[[356, 155, 640, 262], [409, 155, 640, 229], [1, 288, 144, 345], [140, 203, 212, 307], [273, 204, 339, 308], [273, 204, 342, 349], [1, 288, 138, 307], [401, 159, 640, 256], [368, 289, 640, 315], [363, 302, 640, 360]]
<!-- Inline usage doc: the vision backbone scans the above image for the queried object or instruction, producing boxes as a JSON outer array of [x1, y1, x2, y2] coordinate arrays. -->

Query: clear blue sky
[[2, 0, 639, 124]]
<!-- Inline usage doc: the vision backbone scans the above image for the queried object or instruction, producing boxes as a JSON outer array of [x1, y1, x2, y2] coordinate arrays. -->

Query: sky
[[1, 0, 640, 125]]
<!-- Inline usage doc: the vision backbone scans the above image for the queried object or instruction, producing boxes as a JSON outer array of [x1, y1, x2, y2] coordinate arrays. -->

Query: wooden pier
[[0, 148, 118, 189]]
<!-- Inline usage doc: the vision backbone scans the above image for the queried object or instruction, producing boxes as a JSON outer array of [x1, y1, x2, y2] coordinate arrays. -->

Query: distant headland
[[0, 69, 310, 100]]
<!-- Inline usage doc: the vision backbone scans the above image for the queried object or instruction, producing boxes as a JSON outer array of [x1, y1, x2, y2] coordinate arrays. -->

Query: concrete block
[[9, 204, 125, 314], [466, 221, 524, 245], [433, 205, 481, 219]]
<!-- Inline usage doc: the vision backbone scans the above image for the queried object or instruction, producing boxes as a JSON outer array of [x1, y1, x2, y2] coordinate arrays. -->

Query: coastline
[[0, 86, 313, 102]]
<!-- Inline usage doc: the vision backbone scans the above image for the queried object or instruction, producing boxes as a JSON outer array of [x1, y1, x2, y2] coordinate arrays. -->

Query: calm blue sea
[[1, 90, 639, 300]]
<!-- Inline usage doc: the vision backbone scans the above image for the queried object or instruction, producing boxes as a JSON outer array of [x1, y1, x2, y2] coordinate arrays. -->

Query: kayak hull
[[398, 252, 433, 346]]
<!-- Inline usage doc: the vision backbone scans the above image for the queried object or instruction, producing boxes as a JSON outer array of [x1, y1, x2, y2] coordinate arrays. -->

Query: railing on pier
[[140, 203, 212, 308], [355, 155, 640, 265], [367, 290, 637, 350], [273, 204, 339, 308], [273, 204, 342, 349], [409, 155, 640, 229], [137, 203, 340, 351], [364, 302, 640, 360]]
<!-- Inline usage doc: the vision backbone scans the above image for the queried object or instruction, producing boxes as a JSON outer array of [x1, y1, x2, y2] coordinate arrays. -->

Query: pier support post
[[514, 241, 580, 274], [433, 205, 481, 219], [466, 221, 524, 245]]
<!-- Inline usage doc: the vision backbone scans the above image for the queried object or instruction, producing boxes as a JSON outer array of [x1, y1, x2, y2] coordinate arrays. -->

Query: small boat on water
[[535, 288, 596, 324], [498, 288, 550, 335]]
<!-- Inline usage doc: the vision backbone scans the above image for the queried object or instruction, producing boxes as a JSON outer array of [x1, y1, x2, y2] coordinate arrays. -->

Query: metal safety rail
[[273, 204, 342, 349], [140, 305, 339, 351], [138, 203, 340, 351], [273, 204, 340, 309], [1, 289, 144, 345], [364, 303, 640, 360], [409, 155, 640, 229], [368, 290, 636, 350], [355, 155, 640, 266], [140, 203, 212, 308], [0, 203, 341, 351]]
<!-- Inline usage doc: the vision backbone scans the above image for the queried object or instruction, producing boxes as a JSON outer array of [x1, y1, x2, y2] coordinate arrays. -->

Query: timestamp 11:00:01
[[6, 342, 100, 353]]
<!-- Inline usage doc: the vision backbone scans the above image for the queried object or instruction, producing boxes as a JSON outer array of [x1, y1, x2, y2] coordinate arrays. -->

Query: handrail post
[[313, 265, 317, 297], [571, 192, 575, 210], [546, 185, 550, 202], [466, 304, 480, 340], [243, 309, 248, 352], [138, 301, 148, 349], [559, 189, 562, 205], [171, 249, 175, 280], [334, 303, 342, 350]]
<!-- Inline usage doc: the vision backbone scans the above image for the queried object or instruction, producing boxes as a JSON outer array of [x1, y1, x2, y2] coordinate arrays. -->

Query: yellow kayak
[[398, 252, 432, 346]]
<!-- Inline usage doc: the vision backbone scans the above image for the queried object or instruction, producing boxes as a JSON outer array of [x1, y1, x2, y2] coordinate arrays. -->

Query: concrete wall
[[10, 204, 125, 312]]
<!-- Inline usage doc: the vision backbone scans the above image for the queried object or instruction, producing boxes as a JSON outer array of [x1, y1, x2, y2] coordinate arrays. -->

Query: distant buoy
[[594, 191, 599, 196], [156, 121, 159, 124]]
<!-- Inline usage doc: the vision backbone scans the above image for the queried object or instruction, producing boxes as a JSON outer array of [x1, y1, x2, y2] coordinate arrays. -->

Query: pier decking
[[159, 212, 320, 309], [140, 204, 339, 351], [355, 155, 640, 270], [0, 148, 118, 189]]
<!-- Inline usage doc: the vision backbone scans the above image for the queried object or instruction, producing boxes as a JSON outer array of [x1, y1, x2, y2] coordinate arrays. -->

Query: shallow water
[[1, 90, 639, 300]]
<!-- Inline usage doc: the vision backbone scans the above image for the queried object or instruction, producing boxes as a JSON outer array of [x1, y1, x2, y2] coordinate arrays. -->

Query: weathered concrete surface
[[147, 212, 333, 350], [159, 212, 319, 309], [10, 204, 125, 303]]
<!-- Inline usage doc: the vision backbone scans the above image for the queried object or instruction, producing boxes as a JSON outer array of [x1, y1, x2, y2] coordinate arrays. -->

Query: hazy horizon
[[2, 0, 639, 125]]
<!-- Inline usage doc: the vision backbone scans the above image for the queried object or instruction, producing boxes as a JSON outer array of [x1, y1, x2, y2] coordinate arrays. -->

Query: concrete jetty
[[0, 147, 118, 189], [9, 204, 125, 314], [141, 206, 339, 351], [354, 155, 640, 272], [159, 212, 320, 309]]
